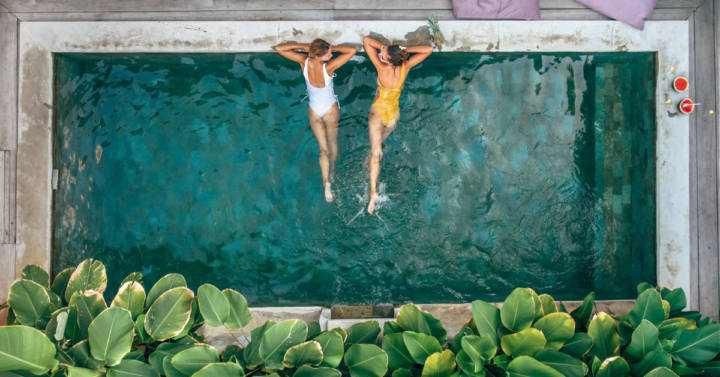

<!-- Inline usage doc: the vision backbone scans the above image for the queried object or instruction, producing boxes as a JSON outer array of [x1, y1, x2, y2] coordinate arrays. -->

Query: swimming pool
[[52, 52, 656, 305]]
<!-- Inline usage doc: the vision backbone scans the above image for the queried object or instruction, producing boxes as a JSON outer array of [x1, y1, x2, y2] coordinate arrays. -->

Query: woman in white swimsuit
[[276, 39, 356, 202]]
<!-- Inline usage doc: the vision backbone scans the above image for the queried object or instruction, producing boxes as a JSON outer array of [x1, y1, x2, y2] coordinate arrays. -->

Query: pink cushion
[[452, 0, 540, 20], [574, 0, 658, 30]]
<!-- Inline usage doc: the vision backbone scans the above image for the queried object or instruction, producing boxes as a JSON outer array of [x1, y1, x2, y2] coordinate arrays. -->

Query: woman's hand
[[363, 37, 385, 51], [275, 43, 309, 64]]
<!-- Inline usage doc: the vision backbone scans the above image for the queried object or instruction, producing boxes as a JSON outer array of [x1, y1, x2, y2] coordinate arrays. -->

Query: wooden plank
[[539, 0, 702, 9], [333, 0, 699, 10], [0, 13, 16, 151], [0, 152, 4, 244], [694, 0, 719, 322], [3, 151, 14, 244], [648, 7, 695, 20], [333, 9, 455, 20], [716, 0, 720, 320], [688, 13, 700, 313], [0, 0, 333, 12], [13, 10, 334, 22], [0, 244, 14, 304], [0, 3, 8, 12]]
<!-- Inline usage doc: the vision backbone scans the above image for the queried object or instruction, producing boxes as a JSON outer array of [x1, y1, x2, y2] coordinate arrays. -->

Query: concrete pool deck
[[0, 3, 717, 323]]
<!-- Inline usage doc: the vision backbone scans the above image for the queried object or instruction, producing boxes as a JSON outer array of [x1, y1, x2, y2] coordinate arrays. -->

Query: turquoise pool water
[[53, 52, 656, 305]]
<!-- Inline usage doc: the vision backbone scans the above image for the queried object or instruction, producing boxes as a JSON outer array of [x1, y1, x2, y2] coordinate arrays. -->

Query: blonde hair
[[308, 39, 330, 58]]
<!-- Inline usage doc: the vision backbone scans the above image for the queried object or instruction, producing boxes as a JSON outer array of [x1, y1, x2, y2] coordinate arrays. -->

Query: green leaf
[[539, 295, 557, 315], [493, 354, 510, 369], [382, 333, 414, 371], [569, 292, 594, 332], [630, 351, 672, 377], [51, 268, 76, 303], [450, 326, 474, 354], [244, 320, 276, 367], [661, 339, 675, 352], [670, 323, 720, 366], [283, 341, 323, 368], [397, 304, 430, 335], [197, 285, 229, 327], [587, 313, 620, 361], [312, 331, 344, 368], [122, 350, 144, 361], [422, 350, 455, 377], [145, 274, 186, 309], [618, 320, 635, 345], [259, 319, 308, 370], [393, 369, 413, 377], [56, 343, 75, 367], [534, 349, 588, 377], [221, 345, 243, 363], [402, 331, 442, 365], [501, 288, 536, 333], [527, 289, 544, 324], [0, 325, 58, 374], [171, 344, 220, 375], [558, 302, 568, 314], [64, 260, 107, 303], [638, 283, 655, 296], [295, 366, 342, 377], [69, 291, 107, 339], [461, 335, 496, 372], [46, 308, 69, 343], [423, 312, 448, 345], [192, 362, 244, 377], [331, 327, 347, 342], [8, 279, 52, 326], [645, 367, 680, 377], [134, 314, 150, 344], [670, 364, 703, 376], [625, 320, 662, 363], [383, 321, 404, 337], [22, 265, 49, 287], [664, 289, 687, 315], [172, 297, 199, 340], [107, 360, 160, 377], [471, 301, 500, 349], [307, 321, 322, 340], [659, 318, 696, 340], [697, 317, 716, 328], [148, 342, 195, 375], [346, 321, 381, 348], [456, 350, 484, 377], [144, 287, 193, 341], [595, 356, 630, 377], [67, 367, 104, 377], [65, 305, 84, 345], [163, 356, 185, 377], [501, 327, 546, 357], [694, 361, 719, 376], [506, 356, 563, 377], [532, 312, 575, 350], [68, 340, 105, 371], [110, 282, 145, 321], [630, 289, 666, 328], [344, 344, 388, 377], [88, 307, 134, 366], [120, 273, 143, 286]]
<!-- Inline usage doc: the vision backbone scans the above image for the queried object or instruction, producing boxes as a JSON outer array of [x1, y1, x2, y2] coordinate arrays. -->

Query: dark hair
[[308, 39, 330, 58], [386, 45, 410, 67]]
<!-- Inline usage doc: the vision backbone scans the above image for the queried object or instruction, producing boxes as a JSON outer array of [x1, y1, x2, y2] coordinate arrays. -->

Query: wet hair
[[308, 39, 331, 58], [386, 45, 410, 67]]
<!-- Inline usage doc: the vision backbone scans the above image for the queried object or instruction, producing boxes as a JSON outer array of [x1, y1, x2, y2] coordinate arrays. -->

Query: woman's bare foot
[[368, 192, 379, 214], [325, 182, 333, 202]]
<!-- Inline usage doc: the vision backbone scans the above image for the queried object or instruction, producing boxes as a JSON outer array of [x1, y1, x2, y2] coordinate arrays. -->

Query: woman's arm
[[363, 36, 385, 70], [275, 43, 310, 64], [325, 45, 357, 74], [404, 45, 434, 70]]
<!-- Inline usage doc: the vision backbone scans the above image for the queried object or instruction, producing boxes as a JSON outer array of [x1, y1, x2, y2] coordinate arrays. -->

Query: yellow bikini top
[[376, 63, 407, 96], [372, 64, 407, 125]]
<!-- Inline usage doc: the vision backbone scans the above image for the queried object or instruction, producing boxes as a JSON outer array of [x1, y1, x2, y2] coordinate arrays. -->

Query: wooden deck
[[0, 0, 717, 320]]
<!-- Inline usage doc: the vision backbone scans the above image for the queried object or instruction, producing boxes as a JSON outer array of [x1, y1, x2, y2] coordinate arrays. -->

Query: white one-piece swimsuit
[[303, 58, 339, 117]]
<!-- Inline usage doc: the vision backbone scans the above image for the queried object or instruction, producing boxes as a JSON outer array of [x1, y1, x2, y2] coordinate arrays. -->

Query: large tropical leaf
[[501, 327, 546, 357], [422, 350, 455, 377], [107, 359, 160, 377], [450, 326, 473, 354], [283, 341, 323, 368], [397, 304, 430, 334], [295, 366, 342, 377], [658, 319, 696, 341], [423, 312, 448, 345], [145, 273, 186, 309], [22, 265, 49, 287], [46, 308, 69, 343], [346, 321, 381, 348], [595, 356, 630, 377], [192, 362, 244, 377], [67, 367, 105, 377], [625, 320, 662, 363], [383, 321, 404, 337], [455, 350, 484, 377], [382, 333, 414, 370], [506, 356, 564, 377], [68, 340, 105, 371], [630, 289, 666, 328], [148, 342, 196, 375], [244, 320, 276, 367], [8, 279, 52, 326], [471, 301, 501, 348], [307, 321, 322, 340], [144, 287, 194, 341], [51, 267, 75, 300], [539, 295, 558, 315], [197, 284, 229, 327], [527, 289, 545, 324], [532, 312, 575, 350], [64, 259, 107, 303], [0, 325, 58, 374], [344, 344, 388, 377], [222, 289, 251, 330], [630, 351, 672, 377], [65, 305, 85, 345], [670, 323, 720, 366], [664, 289, 687, 315], [694, 361, 719, 376], [171, 344, 220, 375], [587, 313, 620, 361], [501, 288, 536, 333], [69, 291, 107, 339], [313, 330, 344, 368], [569, 292, 594, 332], [111, 281, 145, 321], [534, 349, 588, 377], [135, 314, 150, 344], [461, 335, 495, 372], [88, 307, 134, 366], [258, 319, 308, 370], [644, 367, 680, 377], [403, 331, 442, 365]]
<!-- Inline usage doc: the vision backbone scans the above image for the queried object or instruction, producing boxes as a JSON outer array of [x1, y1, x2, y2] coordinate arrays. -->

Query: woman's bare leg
[[308, 106, 333, 202], [368, 107, 396, 214], [322, 104, 340, 180]]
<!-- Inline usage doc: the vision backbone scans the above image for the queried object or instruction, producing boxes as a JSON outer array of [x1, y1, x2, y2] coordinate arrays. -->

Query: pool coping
[[14, 20, 690, 302]]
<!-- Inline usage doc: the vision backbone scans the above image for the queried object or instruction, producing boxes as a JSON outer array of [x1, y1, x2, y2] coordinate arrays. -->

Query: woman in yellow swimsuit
[[362, 36, 433, 214]]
